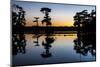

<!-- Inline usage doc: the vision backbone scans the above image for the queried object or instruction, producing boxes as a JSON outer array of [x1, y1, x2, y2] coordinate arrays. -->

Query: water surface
[[12, 33, 96, 66]]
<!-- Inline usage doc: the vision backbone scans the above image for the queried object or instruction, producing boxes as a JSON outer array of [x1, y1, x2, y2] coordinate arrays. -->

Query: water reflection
[[73, 32, 96, 56], [12, 33, 96, 66], [41, 34, 55, 58], [12, 33, 26, 55], [33, 34, 42, 46], [32, 31, 55, 58]]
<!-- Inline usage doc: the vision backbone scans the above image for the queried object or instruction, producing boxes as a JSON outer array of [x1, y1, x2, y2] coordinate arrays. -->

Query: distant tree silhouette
[[40, 7, 52, 26], [33, 17, 39, 26]]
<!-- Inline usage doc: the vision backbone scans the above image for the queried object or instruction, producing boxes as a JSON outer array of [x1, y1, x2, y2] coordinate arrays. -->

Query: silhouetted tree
[[73, 10, 96, 58], [33, 17, 39, 26], [73, 9, 96, 33], [12, 4, 26, 33], [40, 7, 52, 26]]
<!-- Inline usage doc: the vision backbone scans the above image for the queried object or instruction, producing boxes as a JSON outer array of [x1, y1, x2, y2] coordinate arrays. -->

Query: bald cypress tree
[[40, 7, 52, 26], [12, 4, 26, 33]]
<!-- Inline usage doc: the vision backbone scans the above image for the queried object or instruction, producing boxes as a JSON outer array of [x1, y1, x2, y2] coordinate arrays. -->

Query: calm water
[[12, 33, 96, 66]]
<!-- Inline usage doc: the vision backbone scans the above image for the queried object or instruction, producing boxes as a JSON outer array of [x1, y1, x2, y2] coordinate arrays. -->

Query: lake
[[12, 33, 96, 66]]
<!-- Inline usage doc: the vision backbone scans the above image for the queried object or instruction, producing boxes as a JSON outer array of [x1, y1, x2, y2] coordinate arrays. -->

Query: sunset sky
[[12, 1, 95, 27]]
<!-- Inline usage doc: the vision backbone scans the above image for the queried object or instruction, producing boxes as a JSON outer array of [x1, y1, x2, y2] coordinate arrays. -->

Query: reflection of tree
[[41, 34, 55, 58], [40, 7, 52, 26], [12, 34, 26, 55], [12, 4, 26, 33], [33, 34, 42, 46], [73, 33, 96, 56]]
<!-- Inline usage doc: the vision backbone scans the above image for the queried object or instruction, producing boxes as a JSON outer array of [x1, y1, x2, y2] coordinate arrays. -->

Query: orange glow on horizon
[[25, 20, 74, 27]]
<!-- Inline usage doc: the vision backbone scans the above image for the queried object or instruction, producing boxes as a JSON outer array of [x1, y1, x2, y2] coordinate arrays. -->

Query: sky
[[12, 1, 95, 27]]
